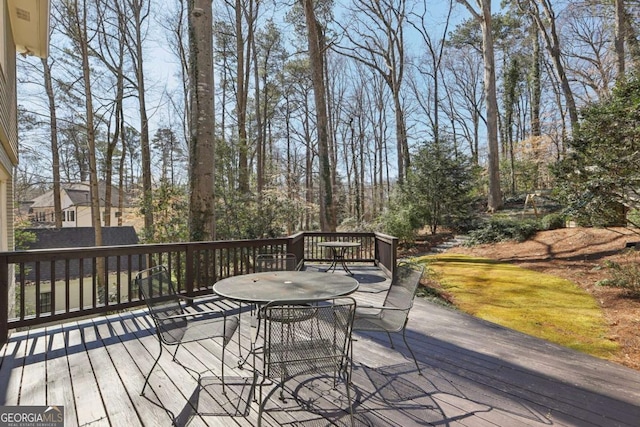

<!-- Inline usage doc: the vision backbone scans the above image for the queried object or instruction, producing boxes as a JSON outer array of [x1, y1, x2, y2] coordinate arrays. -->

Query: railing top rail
[[302, 231, 376, 236], [0, 237, 292, 262]]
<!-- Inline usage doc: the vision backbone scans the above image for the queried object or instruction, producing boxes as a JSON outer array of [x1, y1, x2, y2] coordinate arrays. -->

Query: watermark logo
[[0, 406, 64, 427]]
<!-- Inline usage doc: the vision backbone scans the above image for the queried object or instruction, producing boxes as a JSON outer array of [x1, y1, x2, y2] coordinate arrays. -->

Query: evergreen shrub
[[466, 217, 540, 245], [541, 213, 565, 230]]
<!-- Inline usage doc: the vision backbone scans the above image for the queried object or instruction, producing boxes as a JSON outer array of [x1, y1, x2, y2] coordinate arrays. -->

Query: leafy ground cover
[[421, 254, 618, 358], [415, 227, 640, 370]]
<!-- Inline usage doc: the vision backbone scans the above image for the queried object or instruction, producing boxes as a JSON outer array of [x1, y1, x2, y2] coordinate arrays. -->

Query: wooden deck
[[1, 264, 640, 426]]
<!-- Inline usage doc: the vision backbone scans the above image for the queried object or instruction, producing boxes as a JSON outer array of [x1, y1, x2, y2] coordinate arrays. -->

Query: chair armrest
[[163, 309, 227, 321], [176, 294, 196, 302], [357, 303, 383, 309], [357, 304, 410, 311]]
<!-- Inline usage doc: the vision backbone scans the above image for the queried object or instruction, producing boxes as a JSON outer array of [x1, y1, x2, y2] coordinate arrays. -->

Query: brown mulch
[[411, 227, 640, 371]]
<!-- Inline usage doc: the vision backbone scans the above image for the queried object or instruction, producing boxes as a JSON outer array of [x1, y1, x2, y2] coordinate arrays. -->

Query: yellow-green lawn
[[420, 254, 619, 359]]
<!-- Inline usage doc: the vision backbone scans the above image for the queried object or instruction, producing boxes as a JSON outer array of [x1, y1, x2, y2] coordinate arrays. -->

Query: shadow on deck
[[1, 264, 639, 426]]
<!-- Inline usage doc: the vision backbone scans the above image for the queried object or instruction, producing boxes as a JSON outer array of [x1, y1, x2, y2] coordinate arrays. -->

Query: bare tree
[[456, 0, 502, 211], [442, 46, 484, 164], [94, 0, 129, 227], [562, 3, 615, 102], [61, 0, 103, 245], [231, 0, 257, 194], [409, 0, 454, 146], [516, 0, 579, 135], [302, 0, 336, 231], [41, 57, 63, 228], [335, 0, 409, 184], [123, 0, 154, 239]]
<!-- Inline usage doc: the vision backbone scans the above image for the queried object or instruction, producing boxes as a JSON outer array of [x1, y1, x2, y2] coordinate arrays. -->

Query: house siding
[[0, 1, 18, 165], [1, 0, 17, 318]]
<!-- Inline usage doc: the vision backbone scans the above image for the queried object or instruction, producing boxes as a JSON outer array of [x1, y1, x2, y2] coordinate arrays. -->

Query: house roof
[[7, 0, 51, 58], [29, 182, 125, 208]]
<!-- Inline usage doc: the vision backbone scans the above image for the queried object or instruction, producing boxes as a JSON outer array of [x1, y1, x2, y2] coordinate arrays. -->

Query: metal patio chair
[[256, 297, 356, 426], [252, 252, 301, 329], [135, 265, 239, 395], [352, 263, 425, 375], [255, 252, 299, 272]]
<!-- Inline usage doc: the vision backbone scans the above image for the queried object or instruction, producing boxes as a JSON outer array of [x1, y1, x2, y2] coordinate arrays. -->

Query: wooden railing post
[[373, 232, 398, 277], [185, 244, 195, 298], [0, 255, 9, 346], [286, 232, 305, 267]]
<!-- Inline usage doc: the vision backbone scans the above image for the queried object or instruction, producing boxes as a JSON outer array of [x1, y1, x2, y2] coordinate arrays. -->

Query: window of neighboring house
[[50, 212, 54, 222], [62, 211, 65, 222], [69, 210, 75, 222], [40, 291, 52, 314]]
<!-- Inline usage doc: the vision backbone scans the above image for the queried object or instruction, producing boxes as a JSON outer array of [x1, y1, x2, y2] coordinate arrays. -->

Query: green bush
[[15, 220, 36, 249], [466, 217, 540, 245], [597, 252, 640, 296], [541, 213, 565, 230], [380, 207, 417, 244]]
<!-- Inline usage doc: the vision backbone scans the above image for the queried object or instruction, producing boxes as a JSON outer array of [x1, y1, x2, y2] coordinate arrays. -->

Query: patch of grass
[[416, 254, 619, 359]]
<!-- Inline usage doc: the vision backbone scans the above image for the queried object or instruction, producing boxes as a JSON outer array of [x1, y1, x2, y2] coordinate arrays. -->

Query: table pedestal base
[[324, 247, 354, 275]]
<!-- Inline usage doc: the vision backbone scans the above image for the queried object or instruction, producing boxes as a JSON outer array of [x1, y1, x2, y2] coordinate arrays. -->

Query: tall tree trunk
[[253, 33, 264, 196], [531, 27, 542, 137], [188, 0, 216, 241], [614, 0, 626, 80], [235, 0, 252, 194], [68, 0, 105, 299], [302, 0, 336, 231], [118, 109, 126, 226], [622, 6, 640, 70], [129, 0, 154, 239], [71, 0, 103, 246], [458, 0, 502, 211], [41, 58, 62, 228]]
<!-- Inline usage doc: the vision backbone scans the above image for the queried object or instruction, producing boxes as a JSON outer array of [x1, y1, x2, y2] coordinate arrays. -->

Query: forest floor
[[402, 227, 640, 371]]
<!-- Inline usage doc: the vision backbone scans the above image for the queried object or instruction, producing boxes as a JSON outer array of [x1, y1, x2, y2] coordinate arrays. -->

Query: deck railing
[[0, 231, 397, 345]]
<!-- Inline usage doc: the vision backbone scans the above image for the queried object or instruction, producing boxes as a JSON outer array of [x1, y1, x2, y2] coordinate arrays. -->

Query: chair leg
[[257, 375, 268, 427], [344, 376, 355, 426], [172, 344, 180, 361], [402, 328, 422, 376], [386, 331, 395, 349], [142, 340, 164, 396], [221, 340, 227, 395]]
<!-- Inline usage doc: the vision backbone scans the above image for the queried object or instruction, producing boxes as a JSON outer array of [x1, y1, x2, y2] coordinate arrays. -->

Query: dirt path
[[439, 227, 640, 370]]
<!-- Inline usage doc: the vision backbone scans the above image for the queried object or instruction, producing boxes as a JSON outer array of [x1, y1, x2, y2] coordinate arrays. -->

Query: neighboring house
[[2, 0, 51, 316], [28, 182, 129, 228]]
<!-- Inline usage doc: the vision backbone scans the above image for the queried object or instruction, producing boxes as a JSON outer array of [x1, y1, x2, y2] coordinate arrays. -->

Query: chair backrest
[[255, 253, 298, 272], [382, 264, 424, 325], [134, 265, 187, 345], [261, 298, 356, 379]]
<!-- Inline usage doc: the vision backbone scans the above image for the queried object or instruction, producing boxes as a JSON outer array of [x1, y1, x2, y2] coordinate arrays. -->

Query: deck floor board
[[1, 264, 639, 426]]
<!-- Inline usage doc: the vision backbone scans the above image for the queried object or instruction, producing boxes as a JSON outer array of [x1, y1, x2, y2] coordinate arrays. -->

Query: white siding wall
[[0, 0, 16, 318]]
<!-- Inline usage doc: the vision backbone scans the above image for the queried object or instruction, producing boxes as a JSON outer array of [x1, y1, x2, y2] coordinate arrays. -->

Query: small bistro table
[[317, 241, 361, 275]]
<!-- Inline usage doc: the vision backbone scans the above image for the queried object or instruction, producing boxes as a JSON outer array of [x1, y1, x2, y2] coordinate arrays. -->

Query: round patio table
[[212, 271, 359, 304], [317, 241, 361, 275]]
